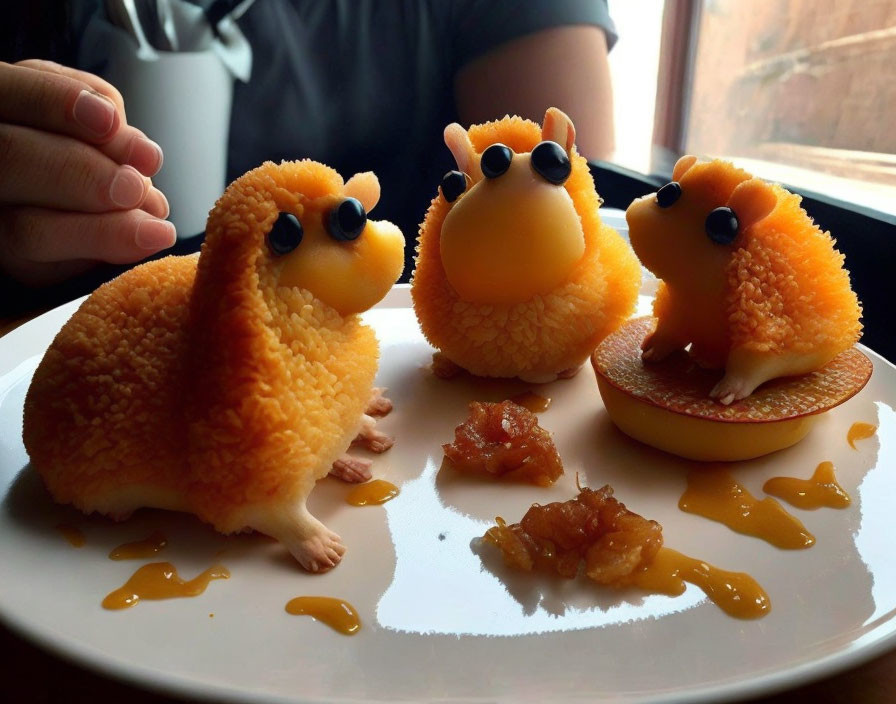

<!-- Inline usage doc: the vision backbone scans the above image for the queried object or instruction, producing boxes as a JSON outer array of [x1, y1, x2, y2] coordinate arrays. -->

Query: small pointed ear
[[727, 178, 777, 231], [541, 107, 576, 152], [343, 172, 380, 212], [672, 155, 698, 182], [444, 123, 482, 180]]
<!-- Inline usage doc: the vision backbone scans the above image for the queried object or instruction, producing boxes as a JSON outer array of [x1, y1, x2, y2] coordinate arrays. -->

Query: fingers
[[12, 59, 127, 118], [0, 124, 167, 213], [0, 207, 176, 283], [2, 61, 163, 178]]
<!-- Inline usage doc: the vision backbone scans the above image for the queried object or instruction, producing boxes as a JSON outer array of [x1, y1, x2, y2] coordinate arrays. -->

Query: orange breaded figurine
[[626, 156, 862, 404], [411, 108, 641, 382], [23, 160, 405, 572]]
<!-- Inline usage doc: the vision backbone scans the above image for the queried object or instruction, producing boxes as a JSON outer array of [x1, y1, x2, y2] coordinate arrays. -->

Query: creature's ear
[[541, 107, 576, 152], [672, 155, 698, 182], [727, 178, 777, 232], [444, 123, 482, 180], [343, 172, 380, 212]]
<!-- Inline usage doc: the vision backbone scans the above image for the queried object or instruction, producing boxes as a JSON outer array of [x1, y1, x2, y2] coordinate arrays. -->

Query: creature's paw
[[431, 352, 462, 379], [330, 454, 373, 483], [293, 527, 346, 573], [641, 331, 683, 363], [366, 387, 393, 417], [710, 373, 757, 406], [242, 505, 346, 573], [352, 414, 395, 453]]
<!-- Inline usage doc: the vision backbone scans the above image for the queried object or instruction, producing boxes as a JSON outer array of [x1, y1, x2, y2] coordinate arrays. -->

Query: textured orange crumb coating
[[23, 160, 380, 533], [726, 184, 861, 357], [412, 116, 640, 379]]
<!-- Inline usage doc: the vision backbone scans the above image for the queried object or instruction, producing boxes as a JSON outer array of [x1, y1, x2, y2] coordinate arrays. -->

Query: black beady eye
[[481, 144, 513, 179], [267, 212, 303, 255], [531, 141, 571, 185], [327, 197, 367, 241], [705, 207, 739, 245], [440, 170, 468, 203], [655, 181, 682, 208]]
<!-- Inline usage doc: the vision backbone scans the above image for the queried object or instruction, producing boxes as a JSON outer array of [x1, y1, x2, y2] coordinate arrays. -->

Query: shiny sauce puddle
[[109, 530, 168, 560], [346, 479, 399, 506], [679, 467, 815, 549], [285, 596, 361, 635], [56, 523, 85, 547], [508, 391, 551, 413], [632, 547, 770, 619], [102, 562, 230, 610], [763, 461, 850, 510], [847, 421, 877, 449]]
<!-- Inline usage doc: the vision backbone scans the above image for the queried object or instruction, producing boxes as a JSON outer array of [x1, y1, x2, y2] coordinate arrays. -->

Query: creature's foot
[[330, 454, 373, 483], [242, 504, 346, 573], [709, 373, 757, 406], [366, 387, 393, 417], [432, 352, 463, 379], [351, 413, 395, 453], [710, 348, 828, 405], [641, 331, 684, 363]]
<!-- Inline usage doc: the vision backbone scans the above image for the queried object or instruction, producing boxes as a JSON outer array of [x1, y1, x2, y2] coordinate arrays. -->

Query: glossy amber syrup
[[102, 562, 230, 610], [508, 391, 552, 413], [109, 530, 168, 560], [763, 461, 850, 510], [631, 547, 770, 619], [346, 479, 399, 506], [55, 523, 85, 548], [679, 468, 815, 549], [285, 596, 361, 635], [847, 422, 877, 449]]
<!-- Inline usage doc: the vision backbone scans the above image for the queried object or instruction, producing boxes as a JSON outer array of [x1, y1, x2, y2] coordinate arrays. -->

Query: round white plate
[[1, 284, 894, 703]]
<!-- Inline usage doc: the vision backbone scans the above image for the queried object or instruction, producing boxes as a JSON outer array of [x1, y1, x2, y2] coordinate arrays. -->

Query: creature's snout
[[439, 155, 585, 305]]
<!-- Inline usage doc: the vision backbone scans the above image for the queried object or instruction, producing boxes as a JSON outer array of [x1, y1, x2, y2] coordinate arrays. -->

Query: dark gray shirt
[[229, 0, 615, 277]]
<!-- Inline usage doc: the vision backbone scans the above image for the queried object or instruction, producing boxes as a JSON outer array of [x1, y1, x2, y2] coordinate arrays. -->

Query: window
[[650, 0, 896, 215]]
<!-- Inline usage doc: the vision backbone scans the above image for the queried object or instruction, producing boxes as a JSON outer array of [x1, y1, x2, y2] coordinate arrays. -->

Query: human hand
[[0, 59, 175, 286]]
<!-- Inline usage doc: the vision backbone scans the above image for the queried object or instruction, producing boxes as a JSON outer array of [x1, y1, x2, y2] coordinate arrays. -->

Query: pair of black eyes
[[266, 198, 367, 255], [440, 140, 571, 203], [655, 181, 740, 245]]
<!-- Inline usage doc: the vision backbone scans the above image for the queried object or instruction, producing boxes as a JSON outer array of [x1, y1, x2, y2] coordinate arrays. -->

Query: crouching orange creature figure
[[626, 156, 862, 403], [23, 160, 405, 572]]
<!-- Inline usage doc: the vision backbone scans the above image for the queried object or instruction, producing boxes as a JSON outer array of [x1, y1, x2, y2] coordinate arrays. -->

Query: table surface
[[3, 308, 895, 704]]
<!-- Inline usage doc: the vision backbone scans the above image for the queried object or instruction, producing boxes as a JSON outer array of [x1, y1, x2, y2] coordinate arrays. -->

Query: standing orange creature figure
[[411, 108, 641, 382], [23, 160, 405, 572]]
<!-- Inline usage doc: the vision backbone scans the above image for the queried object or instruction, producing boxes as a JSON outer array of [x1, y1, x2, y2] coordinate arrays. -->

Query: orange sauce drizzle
[[847, 421, 877, 449], [285, 596, 361, 635], [108, 530, 168, 560], [55, 523, 85, 548], [508, 391, 552, 413], [763, 461, 850, 510], [679, 468, 815, 549], [631, 547, 770, 619], [346, 479, 399, 506], [102, 562, 230, 610]]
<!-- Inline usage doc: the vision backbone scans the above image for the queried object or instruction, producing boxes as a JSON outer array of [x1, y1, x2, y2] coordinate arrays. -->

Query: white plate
[[1, 284, 894, 703]]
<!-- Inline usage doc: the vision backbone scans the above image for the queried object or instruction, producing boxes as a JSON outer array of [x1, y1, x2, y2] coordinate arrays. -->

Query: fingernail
[[127, 136, 164, 177], [109, 166, 146, 208], [154, 188, 170, 218], [135, 219, 177, 250], [73, 89, 116, 137]]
